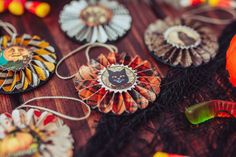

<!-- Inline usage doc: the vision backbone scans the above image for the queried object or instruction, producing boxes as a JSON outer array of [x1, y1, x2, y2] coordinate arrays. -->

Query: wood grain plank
[[40, 0, 102, 147], [17, 7, 96, 149]]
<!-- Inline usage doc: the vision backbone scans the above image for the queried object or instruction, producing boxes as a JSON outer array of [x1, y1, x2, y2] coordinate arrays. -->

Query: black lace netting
[[76, 21, 236, 157]]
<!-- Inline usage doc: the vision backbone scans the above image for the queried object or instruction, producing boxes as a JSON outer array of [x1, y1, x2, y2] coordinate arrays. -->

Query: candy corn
[[153, 152, 189, 157], [180, 0, 205, 7], [8, 0, 26, 16], [179, 0, 236, 8], [25, 1, 50, 18], [0, 0, 11, 13], [0, 0, 51, 17]]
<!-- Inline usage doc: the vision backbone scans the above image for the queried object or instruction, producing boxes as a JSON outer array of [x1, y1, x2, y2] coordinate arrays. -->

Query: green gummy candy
[[185, 101, 215, 125]]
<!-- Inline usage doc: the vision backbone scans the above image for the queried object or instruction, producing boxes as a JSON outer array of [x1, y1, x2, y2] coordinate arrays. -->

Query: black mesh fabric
[[76, 21, 236, 157]]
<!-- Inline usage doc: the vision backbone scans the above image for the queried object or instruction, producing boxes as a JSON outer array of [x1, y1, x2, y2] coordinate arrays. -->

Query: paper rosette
[[0, 34, 57, 94], [0, 109, 73, 157], [144, 17, 218, 68], [59, 0, 132, 43], [74, 52, 161, 115]]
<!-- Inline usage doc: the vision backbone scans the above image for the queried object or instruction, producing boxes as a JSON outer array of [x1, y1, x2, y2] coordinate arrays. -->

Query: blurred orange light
[[226, 35, 236, 87]]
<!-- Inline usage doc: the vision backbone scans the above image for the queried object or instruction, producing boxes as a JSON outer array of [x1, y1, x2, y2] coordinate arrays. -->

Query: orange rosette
[[74, 52, 161, 115]]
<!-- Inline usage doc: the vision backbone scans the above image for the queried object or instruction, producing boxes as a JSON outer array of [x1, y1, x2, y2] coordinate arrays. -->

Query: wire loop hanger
[[182, 5, 236, 25], [17, 96, 91, 121], [0, 20, 17, 36], [56, 42, 118, 80]]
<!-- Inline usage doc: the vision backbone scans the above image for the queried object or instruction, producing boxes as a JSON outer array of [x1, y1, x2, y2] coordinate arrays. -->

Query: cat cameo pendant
[[98, 64, 137, 93], [74, 52, 161, 115]]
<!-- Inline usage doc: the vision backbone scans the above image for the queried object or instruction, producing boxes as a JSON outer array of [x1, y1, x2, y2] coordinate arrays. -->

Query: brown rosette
[[144, 17, 218, 68]]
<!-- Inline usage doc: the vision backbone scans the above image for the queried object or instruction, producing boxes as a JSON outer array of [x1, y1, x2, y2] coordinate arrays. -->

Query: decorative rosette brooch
[[74, 52, 161, 115], [0, 109, 73, 157], [0, 34, 57, 94], [59, 0, 132, 43], [144, 17, 219, 68]]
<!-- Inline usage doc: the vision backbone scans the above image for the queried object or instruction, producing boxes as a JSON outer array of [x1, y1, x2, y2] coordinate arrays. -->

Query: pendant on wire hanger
[[0, 96, 91, 157], [74, 52, 161, 115], [56, 43, 161, 115], [59, 0, 132, 43], [0, 21, 57, 94], [144, 7, 236, 68]]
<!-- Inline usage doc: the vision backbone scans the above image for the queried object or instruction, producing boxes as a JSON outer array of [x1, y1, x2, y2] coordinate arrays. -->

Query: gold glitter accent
[[80, 5, 113, 26]]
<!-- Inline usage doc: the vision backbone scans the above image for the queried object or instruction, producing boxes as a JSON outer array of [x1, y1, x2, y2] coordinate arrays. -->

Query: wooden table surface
[[0, 0, 229, 156]]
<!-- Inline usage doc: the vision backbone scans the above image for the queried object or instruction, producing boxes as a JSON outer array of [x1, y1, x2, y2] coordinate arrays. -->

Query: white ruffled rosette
[[59, 0, 132, 43]]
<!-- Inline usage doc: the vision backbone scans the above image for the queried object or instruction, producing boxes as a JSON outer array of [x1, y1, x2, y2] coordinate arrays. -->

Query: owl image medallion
[[163, 25, 201, 49]]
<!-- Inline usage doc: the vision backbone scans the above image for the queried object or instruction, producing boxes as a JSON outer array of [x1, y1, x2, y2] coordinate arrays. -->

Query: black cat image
[[108, 68, 132, 89]]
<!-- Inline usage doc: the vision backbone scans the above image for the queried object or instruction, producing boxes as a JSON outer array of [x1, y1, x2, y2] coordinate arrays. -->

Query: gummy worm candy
[[185, 100, 236, 125]]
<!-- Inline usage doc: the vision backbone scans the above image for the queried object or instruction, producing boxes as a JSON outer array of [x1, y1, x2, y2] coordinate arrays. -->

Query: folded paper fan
[[0, 34, 57, 94], [59, 0, 132, 43], [74, 52, 161, 115], [0, 109, 73, 157], [144, 17, 218, 68]]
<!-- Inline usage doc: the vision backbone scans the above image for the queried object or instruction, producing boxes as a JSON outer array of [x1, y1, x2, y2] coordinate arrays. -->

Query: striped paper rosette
[[0, 34, 57, 94]]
